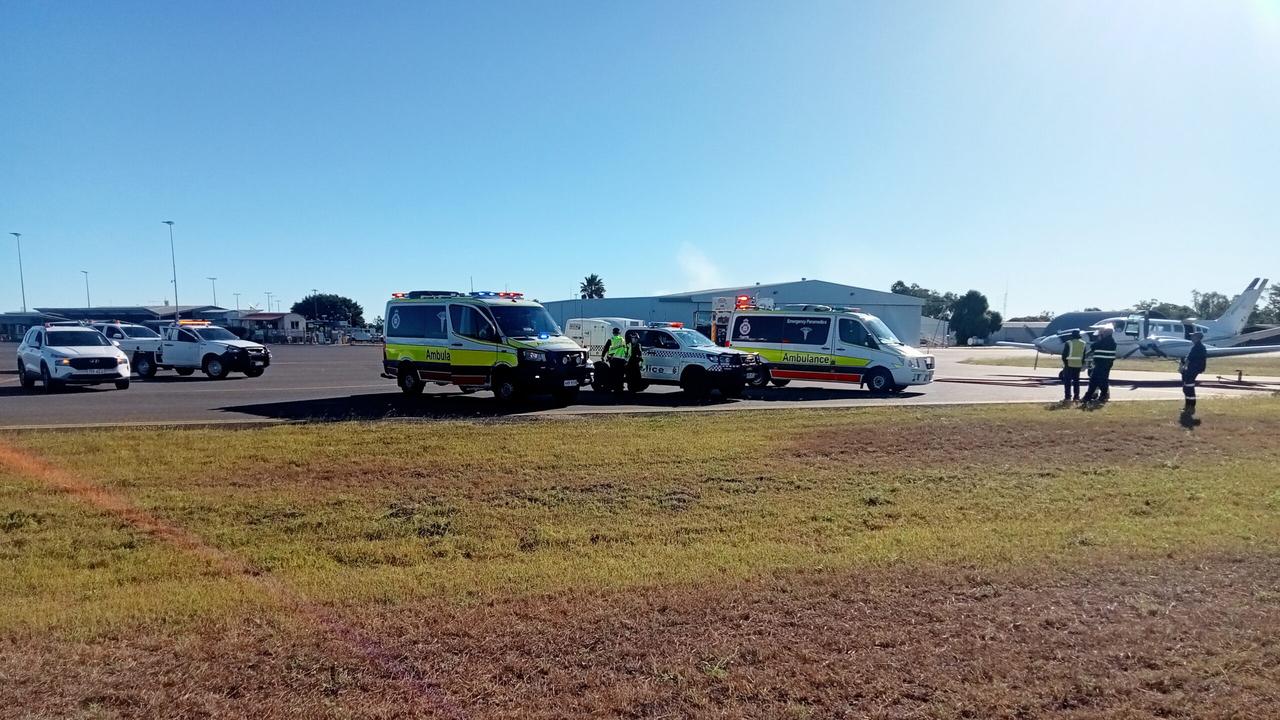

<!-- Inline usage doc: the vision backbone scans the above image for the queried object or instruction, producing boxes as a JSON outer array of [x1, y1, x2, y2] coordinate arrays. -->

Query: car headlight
[[56, 358, 72, 366], [522, 349, 547, 362], [117, 357, 128, 365]]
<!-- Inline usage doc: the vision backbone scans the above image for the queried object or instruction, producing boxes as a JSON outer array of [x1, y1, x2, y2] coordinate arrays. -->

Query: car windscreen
[[122, 326, 161, 339], [195, 327, 239, 341], [489, 306, 561, 338], [46, 331, 111, 347], [670, 329, 715, 347], [863, 317, 902, 345]]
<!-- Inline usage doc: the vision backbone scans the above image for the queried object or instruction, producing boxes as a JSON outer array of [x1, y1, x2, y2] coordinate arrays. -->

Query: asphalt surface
[[2, 344, 1278, 429]]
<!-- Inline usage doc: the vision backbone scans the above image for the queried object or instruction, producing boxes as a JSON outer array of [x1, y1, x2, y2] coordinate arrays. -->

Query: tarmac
[[2, 343, 1277, 430]]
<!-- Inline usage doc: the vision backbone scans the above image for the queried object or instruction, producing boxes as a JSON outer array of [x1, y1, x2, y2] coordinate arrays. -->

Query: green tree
[[292, 293, 365, 325], [372, 315, 384, 333], [948, 290, 1003, 343], [579, 274, 606, 299], [1131, 299, 1195, 319], [1248, 285, 1280, 325], [1191, 290, 1230, 319], [890, 281, 957, 319]]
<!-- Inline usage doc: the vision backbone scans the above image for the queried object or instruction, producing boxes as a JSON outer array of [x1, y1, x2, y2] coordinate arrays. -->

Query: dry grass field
[[2, 400, 1279, 718]]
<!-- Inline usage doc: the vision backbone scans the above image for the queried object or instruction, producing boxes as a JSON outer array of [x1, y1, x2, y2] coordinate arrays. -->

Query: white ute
[[130, 321, 271, 379]]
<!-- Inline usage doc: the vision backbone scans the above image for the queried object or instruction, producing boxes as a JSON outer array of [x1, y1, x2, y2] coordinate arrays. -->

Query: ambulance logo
[[738, 319, 751, 336], [390, 310, 401, 330], [800, 326, 812, 341]]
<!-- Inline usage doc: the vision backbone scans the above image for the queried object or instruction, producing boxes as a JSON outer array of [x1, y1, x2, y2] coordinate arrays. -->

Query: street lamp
[[162, 221, 178, 324], [80, 270, 91, 308], [207, 277, 218, 306], [9, 233, 26, 312]]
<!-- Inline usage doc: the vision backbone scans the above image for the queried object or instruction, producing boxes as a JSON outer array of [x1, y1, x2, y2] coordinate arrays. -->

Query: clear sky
[[3, 1, 1278, 320]]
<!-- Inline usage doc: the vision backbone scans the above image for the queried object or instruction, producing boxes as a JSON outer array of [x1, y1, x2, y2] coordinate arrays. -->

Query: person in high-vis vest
[[1180, 330, 1207, 423], [1083, 326, 1117, 404], [602, 327, 630, 393], [1060, 330, 1086, 402]]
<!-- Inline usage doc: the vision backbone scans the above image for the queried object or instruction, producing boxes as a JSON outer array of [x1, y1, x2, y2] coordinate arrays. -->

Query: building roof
[[35, 305, 225, 318], [660, 279, 926, 306], [239, 312, 290, 320]]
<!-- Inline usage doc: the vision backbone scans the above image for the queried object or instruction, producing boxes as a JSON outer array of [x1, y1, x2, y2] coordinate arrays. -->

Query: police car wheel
[[770, 378, 791, 388], [115, 379, 130, 390], [41, 364, 62, 393], [680, 367, 711, 398], [398, 365, 424, 395], [18, 362, 34, 390], [747, 370, 770, 388]]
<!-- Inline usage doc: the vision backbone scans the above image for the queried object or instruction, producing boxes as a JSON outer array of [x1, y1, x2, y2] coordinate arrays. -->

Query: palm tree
[[580, 274, 606, 299]]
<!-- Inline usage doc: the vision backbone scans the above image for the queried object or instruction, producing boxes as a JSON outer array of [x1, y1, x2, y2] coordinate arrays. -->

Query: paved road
[[2, 344, 1277, 429]]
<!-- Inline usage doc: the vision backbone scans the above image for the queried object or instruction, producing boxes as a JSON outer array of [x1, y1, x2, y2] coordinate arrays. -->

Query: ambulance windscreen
[[490, 306, 562, 339], [864, 317, 902, 345]]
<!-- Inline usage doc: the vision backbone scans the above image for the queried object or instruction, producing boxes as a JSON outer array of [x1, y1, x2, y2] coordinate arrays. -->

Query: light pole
[[81, 270, 91, 308], [207, 277, 218, 306], [264, 291, 273, 314], [233, 292, 241, 311], [162, 221, 178, 324], [9, 233, 26, 312]]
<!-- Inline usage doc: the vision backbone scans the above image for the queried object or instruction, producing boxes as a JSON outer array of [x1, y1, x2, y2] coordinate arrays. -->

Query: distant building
[[234, 312, 307, 342], [541, 279, 926, 345], [0, 311, 64, 341]]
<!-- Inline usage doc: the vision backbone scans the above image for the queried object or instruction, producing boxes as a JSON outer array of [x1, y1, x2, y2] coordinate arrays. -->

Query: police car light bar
[[177, 319, 211, 326]]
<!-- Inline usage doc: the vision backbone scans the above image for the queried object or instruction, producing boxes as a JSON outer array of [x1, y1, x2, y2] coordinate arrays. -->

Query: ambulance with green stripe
[[382, 291, 591, 402], [728, 305, 934, 393]]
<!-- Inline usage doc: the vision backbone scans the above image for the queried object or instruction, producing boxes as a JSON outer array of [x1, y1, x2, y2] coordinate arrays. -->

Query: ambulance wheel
[[864, 368, 893, 393], [770, 379, 791, 388], [747, 370, 770, 388], [397, 364, 424, 395], [133, 353, 157, 378], [176, 368, 196, 376], [679, 366, 711, 399], [491, 371, 521, 403]]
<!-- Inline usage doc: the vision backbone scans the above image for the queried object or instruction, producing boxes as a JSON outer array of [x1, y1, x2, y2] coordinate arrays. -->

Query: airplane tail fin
[[1209, 278, 1268, 337]]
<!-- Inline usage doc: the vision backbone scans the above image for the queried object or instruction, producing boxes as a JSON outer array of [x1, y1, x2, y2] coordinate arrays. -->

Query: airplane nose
[[1034, 336, 1059, 353]]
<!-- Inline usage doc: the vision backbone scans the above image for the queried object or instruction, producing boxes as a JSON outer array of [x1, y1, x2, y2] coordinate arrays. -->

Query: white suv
[[16, 324, 131, 392]]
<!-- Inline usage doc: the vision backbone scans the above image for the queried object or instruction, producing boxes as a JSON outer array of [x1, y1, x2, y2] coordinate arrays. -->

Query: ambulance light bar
[[471, 291, 524, 299]]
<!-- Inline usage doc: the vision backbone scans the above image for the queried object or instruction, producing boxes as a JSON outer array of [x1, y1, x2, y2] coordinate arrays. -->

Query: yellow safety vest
[[1065, 339, 1086, 368], [607, 336, 628, 359]]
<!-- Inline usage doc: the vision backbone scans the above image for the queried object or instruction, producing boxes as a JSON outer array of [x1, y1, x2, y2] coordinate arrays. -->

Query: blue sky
[[3, 1, 1278, 320]]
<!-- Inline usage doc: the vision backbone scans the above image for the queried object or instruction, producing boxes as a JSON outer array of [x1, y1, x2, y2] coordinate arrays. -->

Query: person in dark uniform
[[1083, 326, 1117, 404], [1060, 330, 1086, 402], [1180, 330, 1207, 423], [624, 330, 644, 391]]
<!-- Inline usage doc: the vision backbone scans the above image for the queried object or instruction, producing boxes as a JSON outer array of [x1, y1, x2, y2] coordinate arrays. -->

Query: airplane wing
[[1144, 336, 1280, 359], [1206, 344, 1280, 358], [995, 341, 1037, 350]]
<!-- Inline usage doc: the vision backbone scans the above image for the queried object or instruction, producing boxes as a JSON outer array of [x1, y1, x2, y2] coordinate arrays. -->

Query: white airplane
[[1006, 278, 1280, 360]]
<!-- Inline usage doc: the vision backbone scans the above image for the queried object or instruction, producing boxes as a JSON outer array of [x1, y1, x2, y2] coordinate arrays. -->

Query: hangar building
[[542, 279, 925, 345]]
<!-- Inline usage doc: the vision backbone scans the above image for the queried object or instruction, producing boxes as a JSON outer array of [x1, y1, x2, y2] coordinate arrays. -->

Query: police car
[[16, 323, 131, 392], [569, 318, 762, 397], [382, 290, 591, 403]]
